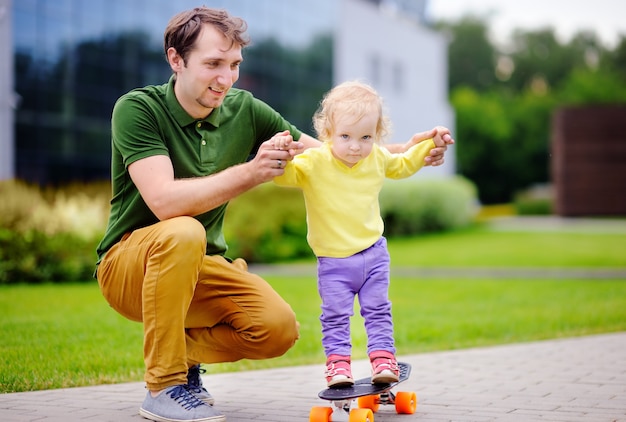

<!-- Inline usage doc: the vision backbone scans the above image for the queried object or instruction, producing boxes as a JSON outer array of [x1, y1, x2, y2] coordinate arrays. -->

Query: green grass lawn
[[387, 229, 626, 267], [1, 228, 625, 393]]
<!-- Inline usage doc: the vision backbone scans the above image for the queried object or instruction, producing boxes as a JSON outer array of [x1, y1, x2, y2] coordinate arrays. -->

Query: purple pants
[[317, 237, 396, 357]]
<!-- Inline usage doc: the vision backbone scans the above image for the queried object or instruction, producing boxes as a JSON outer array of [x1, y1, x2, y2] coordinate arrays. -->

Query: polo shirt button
[[197, 122, 202, 128], [201, 140, 206, 146]]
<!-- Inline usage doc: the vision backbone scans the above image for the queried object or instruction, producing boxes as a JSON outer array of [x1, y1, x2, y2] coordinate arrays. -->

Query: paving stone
[[0, 333, 624, 421]]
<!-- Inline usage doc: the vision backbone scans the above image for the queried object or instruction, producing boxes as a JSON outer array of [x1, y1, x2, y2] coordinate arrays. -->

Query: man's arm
[[128, 139, 302, 220]]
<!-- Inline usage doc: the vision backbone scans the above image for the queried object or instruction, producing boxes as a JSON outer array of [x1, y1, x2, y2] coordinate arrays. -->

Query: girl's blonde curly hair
[[313, 80, 391, 143]]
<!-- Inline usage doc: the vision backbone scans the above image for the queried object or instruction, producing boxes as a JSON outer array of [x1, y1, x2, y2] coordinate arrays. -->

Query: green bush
[[223, 183, 312, 263], [0, 229, 96, 284], [514, 184, 554, 215], [0, 180, 110, 284], [380, 176, 478, 236], [0, 176, 479, 281], [0, 180, 44, 232]]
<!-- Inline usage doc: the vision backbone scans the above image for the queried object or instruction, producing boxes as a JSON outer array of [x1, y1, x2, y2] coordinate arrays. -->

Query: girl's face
[[330, 110, 378, 168]]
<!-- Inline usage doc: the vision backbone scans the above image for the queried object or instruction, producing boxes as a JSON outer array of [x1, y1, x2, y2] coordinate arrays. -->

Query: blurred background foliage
[[3, 17, 626, 283], [0, 180, 110, 284], [438, 17, 626, 204], [0, 176, 478, 284]]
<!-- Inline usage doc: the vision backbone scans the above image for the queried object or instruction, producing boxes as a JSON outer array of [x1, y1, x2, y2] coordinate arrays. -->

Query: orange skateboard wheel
[[309, 406, 333, 422], [357, 394, 380, 412], [349, 407, 374, 422], [395, 391, 417, 414]]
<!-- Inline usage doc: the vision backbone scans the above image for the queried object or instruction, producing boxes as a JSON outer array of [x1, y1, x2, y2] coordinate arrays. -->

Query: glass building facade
[[10, 0, 335, 185]]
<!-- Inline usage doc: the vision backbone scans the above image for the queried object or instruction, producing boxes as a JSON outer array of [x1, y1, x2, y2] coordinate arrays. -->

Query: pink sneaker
[[325, 355, 354, 388], [369, 350, 399, 384]]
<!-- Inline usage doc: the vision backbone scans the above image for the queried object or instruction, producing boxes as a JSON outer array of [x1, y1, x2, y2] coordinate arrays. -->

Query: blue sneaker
[[187, 364, 215, 405], [139, 385, 225, 422]]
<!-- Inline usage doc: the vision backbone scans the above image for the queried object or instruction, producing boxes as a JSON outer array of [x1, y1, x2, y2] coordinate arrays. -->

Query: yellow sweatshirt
[[274, 139, 435, 258]]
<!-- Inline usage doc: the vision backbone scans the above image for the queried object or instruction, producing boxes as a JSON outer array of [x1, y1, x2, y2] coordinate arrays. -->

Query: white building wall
[[336, 0, 455, 177], [0, 0, 14, 180]]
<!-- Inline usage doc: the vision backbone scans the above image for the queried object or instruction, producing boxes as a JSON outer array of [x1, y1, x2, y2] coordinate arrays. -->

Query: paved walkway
[[1, 332, 625, 422]]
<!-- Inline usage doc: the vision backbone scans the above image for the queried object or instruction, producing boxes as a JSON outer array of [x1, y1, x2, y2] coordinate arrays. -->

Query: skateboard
[[309, 362, 416, 422]]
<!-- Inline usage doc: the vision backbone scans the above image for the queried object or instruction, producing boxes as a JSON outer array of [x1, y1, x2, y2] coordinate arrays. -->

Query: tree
[[557, 67, 626, 105], [438, 16, 626, 204], [504, 29, 579, 93], [437, 17, 497, 92], [603, 35, 626, 80]]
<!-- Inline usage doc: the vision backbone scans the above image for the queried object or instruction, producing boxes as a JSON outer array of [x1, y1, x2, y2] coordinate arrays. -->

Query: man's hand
[[425, 126, 455, 166], [250, 130, 303, 181], [405, 126, 454, 166]]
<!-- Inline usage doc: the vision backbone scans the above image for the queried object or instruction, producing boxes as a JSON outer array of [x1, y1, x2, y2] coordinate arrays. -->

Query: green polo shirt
[[96, 76, 302, 262]]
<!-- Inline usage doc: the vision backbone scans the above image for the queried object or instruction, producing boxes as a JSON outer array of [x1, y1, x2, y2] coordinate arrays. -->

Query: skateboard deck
[[310, 362, 416, 421], [318, 361, 411, 401]]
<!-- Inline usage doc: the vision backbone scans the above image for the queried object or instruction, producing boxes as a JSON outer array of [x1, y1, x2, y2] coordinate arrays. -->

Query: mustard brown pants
[[96, 216, 299, 391]]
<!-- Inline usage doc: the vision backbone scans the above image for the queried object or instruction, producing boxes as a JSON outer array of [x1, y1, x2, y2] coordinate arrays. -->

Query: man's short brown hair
[[164, 7, 250, 63]]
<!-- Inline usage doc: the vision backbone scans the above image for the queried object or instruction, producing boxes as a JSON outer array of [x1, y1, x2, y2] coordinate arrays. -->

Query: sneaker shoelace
[[167, 385, 206, 410], [187, 365, 208, 394]]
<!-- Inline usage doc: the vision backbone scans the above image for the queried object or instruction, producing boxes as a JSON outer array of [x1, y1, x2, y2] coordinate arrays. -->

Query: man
[[95, 7, 453, 422]]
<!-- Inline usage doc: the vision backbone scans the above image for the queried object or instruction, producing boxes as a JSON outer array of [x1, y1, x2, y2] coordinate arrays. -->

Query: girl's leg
[[317, 256, 360, 356], [358, 237, 396, 355]]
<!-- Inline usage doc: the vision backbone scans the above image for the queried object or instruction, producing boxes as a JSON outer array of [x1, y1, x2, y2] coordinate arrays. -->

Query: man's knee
[[157, 217, 206, 255], [256, 308, 299, 358]]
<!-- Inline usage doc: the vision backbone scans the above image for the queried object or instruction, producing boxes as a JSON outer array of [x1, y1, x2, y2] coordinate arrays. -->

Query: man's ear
[[167, 47, 184, 72]]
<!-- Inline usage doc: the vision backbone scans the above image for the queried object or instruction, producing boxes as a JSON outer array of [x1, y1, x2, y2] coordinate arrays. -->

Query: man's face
[[170, 24, 243, 118]]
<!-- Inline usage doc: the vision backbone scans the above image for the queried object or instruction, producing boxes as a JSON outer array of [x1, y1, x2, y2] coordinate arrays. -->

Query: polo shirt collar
[[165, 75, 221, 128]]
